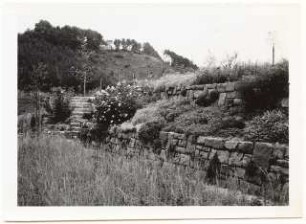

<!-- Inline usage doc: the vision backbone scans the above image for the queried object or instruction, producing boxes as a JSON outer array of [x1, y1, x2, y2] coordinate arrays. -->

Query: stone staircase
[[69, 96, 95, 138]]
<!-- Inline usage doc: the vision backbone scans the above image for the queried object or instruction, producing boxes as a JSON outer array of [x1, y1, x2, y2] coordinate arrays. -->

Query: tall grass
[[18, 136, 258, 206]]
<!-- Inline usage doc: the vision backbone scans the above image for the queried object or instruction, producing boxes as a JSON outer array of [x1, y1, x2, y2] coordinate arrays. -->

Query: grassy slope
[[18, 136, 261, 206], [92, 51, 171, 83]]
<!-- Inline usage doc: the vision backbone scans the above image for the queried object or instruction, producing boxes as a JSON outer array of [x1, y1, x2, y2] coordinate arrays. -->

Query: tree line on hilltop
[[18, 20, 198, 92]]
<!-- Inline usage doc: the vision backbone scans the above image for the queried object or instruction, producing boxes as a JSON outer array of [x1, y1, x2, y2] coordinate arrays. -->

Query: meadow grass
[[18, 136, 261, 206]]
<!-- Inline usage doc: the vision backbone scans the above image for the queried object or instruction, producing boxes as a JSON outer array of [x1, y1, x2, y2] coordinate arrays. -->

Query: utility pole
[[268, 31, 277, 65], [272, 43, 275, 65]]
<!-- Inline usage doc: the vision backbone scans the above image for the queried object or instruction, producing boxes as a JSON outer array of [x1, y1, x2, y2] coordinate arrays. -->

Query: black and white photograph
[[1, 0, 304, 222]]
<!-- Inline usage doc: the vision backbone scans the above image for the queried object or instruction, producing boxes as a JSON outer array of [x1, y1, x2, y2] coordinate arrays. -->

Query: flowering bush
[[89, 84, 141, 141]]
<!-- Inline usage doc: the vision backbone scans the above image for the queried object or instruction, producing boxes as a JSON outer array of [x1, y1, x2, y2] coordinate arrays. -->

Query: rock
[[216, 150, 230, 164], [159, 150, 167, 161], [217, 83, 226, 92], [209, 149, 217, 159], [205, 83, 217, 89], [218, 93, 227, 106], [224, 140, 239, 151], [200, 151, 210, 159], [233, 98, 243, 106], [225, 82, 235, 92], [228, 152, 244, 166], [276, 159, 289, 168], [272, 143, 287, 159], [179, 154, 191, 166], [226, 91, 236, 99], [270, 165, 289, 175], [237, 141, 253, 154], [234, 167, 246, 179], [197, 136, 224, 149], [241, 154, 252, 168]]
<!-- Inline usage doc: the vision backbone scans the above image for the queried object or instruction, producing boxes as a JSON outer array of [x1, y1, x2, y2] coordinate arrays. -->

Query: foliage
[[152, 73, 197, 92], [90, 84, 141, 141], [244, 110, 289, 143], [193, 66, 240, 85], [138, 120, 165, 145], [142, 42, 162, 59], [195, 89, 219, 107], [164, 49, 198, 69], [132, 98, 191, 126], [18, 136, 265, 206], [18, 20, 111, 92], [237, 60, 289, 111], [51, 92, 71, 123]]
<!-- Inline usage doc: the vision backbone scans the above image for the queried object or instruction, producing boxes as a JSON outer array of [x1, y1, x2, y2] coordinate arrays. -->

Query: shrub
[[90, 84, 140, 141], [152, 73, 197, 92], [219, 116, 245, 129], [51, 92, 71, 123], [138, 120, 165, 144], [237, 60, 289, 111], [195, 89, 219, 107], [193, 67, 240, 85], [244, 110, 288, 143]]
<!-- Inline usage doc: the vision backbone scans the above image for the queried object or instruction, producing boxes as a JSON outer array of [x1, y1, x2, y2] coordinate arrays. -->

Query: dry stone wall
[[106, 130, 289, 197], [153, 81, 243, 107]]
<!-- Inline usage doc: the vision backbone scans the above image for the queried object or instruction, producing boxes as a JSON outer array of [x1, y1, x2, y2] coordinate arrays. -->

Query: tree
[[142, 42, 161, 59], [131, 40, 141, 53], [114, 39, 121, 51], [121, 38, 128, 51], [164, 49, 198, 69]]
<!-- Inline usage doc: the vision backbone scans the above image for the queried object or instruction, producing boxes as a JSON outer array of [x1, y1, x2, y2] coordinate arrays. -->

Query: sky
[[16, 3, 299, 67]]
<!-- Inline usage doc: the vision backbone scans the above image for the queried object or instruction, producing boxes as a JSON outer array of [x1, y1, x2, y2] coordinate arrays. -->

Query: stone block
[[234, 167, 246, 179], [225, 82, 235, 92], [241, 154, 252, 168], [179, 154, 191, 166], [270, 165, 289, 176], [217, 150, 230, 164], [217, 83, 226, 92], [203, 137, 225, 149], [172, 139, 178, 146], [193, 90, 202, 99], [201, 146, 211, 152], [159, 150, 167, 161], [186, 142, 196, 154], [226, 91, 236, 99], [174, 133, 185, 140], [175, 146, 191, 154], [272, 143, 287, 159], [224, 140, 239, 151], [209, 149, 217, 159], [199, 151, 209, 159], [253, 142, 274, 169], [233, 98, 243, 106], [195, 149, 200, 156], [228, 152, 244, 166], [205, 83, 217, 89], [218, 93, 227, 106], [196, 145, 204, 150], [237, 141, 254, 154], [187, 135, 196, 143], [276, 159, 289, 168]]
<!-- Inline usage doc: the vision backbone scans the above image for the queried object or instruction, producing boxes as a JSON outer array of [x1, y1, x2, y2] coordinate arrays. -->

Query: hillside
[[18, 20, 171, 92], [90, 50, 171, 84]]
